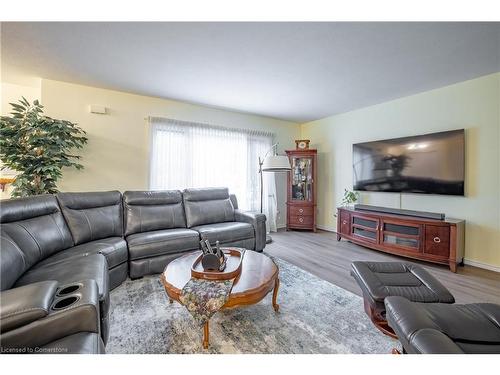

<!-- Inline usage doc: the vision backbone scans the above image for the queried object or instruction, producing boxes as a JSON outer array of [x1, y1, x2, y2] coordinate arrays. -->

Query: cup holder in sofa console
[[52, 296, 80, 310], [56, 284, 82, 297]]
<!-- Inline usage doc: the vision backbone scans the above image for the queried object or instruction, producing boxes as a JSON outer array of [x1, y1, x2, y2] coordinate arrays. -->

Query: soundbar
[[353, 204, 445, 220]]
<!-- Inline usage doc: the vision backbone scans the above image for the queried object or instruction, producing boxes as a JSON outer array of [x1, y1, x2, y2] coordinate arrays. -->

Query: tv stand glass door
[[351, 214, 379, 244], [380, 219, 421, 253]]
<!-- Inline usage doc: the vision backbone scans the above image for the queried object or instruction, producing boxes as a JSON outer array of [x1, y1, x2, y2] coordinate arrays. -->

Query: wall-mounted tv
[[353, 129, 465, 196]]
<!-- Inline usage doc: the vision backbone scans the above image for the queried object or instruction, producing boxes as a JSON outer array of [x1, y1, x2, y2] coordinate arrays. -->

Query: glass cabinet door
[[351, 214, 379, 243], [381, 221, 421, 252], [291, 156, 313, 201]]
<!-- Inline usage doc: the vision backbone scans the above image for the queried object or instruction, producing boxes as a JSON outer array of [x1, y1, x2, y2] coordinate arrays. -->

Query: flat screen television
[[352, 129, 465, 195]]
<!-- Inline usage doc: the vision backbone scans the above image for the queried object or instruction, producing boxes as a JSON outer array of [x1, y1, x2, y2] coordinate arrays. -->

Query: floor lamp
[[259, 143, 292, 244]]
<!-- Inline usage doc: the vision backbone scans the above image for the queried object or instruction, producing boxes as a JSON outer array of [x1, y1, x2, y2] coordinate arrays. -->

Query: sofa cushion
[[350, 261, 455, 312], [0, 195, 74, 270], [183, 187, 235, 228], [385, 296, 500, 353], [0, 231, 27, 291], [14, 253, 109, 305], [192, 222, 254, 245], [35, 237, 128, 269], [387, 296, 500, 343], [123, 190, 186, 236], [56, 191, 123, 245], [127, 228, 200, 260]]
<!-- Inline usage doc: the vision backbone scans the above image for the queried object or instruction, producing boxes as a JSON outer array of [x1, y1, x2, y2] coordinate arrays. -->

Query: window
[[149, 117, 277, 231]]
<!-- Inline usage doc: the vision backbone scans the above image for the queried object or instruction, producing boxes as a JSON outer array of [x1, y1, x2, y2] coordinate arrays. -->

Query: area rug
[[107, 256, 399, 354]]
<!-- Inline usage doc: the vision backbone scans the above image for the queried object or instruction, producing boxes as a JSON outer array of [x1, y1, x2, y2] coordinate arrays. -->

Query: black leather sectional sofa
[[0, 187, 266, 354]]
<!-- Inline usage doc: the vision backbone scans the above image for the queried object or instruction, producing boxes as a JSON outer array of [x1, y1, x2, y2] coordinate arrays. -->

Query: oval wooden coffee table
[[160, 249, 280, 349]]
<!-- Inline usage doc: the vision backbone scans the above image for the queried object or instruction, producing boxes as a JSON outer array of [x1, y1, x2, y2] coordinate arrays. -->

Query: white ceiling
[[1, 22, 499, 123]]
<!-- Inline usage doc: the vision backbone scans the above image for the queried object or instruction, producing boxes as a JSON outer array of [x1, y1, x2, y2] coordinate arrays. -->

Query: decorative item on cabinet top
[[341, 188, 359, 209], [295, 139, 310, 150], [285, 148, 317, 232]]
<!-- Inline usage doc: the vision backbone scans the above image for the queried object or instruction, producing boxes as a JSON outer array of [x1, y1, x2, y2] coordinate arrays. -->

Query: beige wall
[[1, 82, 41, 114], [1, 66, 42, 114], [3, 71, 499, 269], [39, 79, 300, 227], [301, 73, 500, 269]]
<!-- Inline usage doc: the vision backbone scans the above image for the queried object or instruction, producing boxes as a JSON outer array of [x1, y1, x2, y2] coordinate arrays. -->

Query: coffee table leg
[[272, 277, 280, 312], [203, 321, 209, 349]]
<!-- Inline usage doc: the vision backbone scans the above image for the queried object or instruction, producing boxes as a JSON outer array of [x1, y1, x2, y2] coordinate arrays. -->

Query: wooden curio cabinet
[[285, 149, 317, 232]]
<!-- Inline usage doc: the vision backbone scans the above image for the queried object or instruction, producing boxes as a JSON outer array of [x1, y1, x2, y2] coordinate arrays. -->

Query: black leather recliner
[[183, 187, 266, 253], [385, 296, 500, 354], [123, 190, 201, 278]]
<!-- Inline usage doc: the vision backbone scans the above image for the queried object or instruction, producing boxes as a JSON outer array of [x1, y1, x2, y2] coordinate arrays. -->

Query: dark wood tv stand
[[336, 207, 465, 272]]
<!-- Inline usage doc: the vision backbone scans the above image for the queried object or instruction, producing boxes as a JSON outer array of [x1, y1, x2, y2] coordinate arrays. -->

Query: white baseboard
[[463, 258, 500, 273], [316, 224, 336, 232]]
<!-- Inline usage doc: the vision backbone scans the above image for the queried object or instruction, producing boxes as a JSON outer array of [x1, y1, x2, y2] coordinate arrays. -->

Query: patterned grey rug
[[107, 256, 398, 354]]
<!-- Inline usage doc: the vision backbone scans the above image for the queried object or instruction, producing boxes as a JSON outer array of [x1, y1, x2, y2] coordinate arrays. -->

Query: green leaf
[[0, 97, 88, 196]]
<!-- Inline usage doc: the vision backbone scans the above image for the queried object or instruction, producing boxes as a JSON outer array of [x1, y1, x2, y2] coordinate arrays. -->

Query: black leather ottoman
[[350, 261, 455, 337], [385, 296, 500, 353]]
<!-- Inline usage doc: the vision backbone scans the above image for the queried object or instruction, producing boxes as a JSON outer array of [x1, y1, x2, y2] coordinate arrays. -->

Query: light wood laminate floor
[[266, 229, 500, 304]]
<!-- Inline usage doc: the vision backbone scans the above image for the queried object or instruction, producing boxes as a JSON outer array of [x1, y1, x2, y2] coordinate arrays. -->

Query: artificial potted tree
[[0, 97, 88, 197]]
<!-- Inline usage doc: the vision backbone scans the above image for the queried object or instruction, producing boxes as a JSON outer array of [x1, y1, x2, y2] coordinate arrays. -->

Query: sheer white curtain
[[149, 117, 278, 232]]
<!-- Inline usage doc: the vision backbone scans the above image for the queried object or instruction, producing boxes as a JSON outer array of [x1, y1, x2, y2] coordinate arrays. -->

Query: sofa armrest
[[229, 194, 238, 209], [234, 210, 267, 252], [411, 328, 465, 354], [1, 281, 58, 333], [1, 280, 101, 350]]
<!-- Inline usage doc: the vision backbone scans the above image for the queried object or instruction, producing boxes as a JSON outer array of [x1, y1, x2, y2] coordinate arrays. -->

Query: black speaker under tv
[[353, 129, 465, 196]]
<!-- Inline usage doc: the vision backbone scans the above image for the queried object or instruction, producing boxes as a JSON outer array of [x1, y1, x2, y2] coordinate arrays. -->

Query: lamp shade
[[262, 155, 291, 172]]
